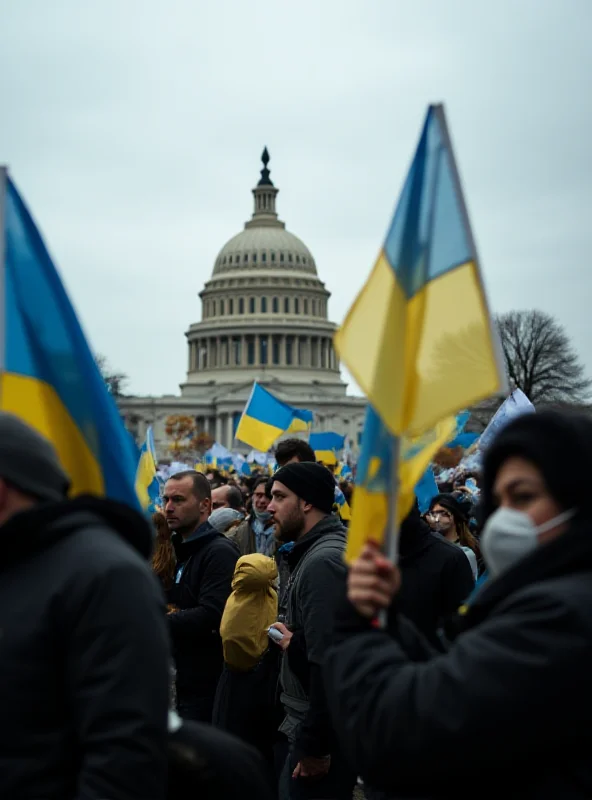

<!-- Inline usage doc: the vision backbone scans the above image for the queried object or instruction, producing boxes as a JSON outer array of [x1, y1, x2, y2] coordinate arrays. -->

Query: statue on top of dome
[[257, 147, 273, 187]]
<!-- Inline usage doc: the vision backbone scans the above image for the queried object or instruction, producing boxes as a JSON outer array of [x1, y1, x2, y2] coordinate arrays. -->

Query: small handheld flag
[[135, 427, 161, 511]]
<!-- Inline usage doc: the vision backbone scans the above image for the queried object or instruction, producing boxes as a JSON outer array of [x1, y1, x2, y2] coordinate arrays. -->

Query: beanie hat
[[0, 413, 71, 502], [481, 409, 592, 522], [272, 462, 335, 514], [209, 507, 244, 533]]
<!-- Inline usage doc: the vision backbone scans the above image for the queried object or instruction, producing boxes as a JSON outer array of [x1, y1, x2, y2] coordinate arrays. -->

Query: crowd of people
[[1, 411, 591, 799]]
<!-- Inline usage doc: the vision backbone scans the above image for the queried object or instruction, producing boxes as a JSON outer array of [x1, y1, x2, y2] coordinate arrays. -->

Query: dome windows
[[262, 252, 267, 262], [288, 254, 293, 263], [261, 297, 267, 313], [294, 298, 300, 314], [272, 297, 279, 313], [271, 252, 276, 262], [284, 297, 290, 313], [229, 298, 234, 314], [239, 297, 245, 314], [303, 298, 309, 314], [280, 252, 284, 263], [296, 255, 300, 264], [253, 253, 257, 263], [249, 297, 255, 314], [244, 253, 248, 263]]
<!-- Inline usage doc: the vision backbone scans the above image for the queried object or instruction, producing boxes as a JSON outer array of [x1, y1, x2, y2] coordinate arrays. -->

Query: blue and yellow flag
[[309, 432, 346, 465], [236, 382, 313, 451], [135, 427, 160, 511], [1, 170, 141, 508], [335, 106, 506, 560], [334, 485, 352, 522], [335, 105, 505, 439]]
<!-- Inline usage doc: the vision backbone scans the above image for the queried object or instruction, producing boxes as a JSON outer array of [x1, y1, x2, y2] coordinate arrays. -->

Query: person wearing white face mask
[[322, 409, 592, 800]]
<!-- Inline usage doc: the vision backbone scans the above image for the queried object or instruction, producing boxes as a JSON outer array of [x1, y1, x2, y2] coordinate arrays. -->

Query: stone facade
[[119, 149, 367, 458]]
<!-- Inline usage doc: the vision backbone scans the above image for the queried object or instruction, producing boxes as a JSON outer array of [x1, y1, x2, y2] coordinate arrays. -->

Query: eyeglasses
[[428, 510, 452, 520]]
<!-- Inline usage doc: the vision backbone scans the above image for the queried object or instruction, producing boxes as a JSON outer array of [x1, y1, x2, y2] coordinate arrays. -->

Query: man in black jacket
[[268, 462, 356, 800], [0, 413, 170, 800], [165, 470, 239, 722]]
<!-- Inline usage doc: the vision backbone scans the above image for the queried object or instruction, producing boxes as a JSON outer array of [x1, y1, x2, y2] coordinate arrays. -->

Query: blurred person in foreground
[[0, 413, 170, 799], [324, 410, 592, 799]]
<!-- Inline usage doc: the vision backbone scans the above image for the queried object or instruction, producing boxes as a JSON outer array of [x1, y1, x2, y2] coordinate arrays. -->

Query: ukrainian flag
[[235, 382, 313, 451], [335, 105, 505, 438], [309, 432, 346, 465], [334, 485, 352, 522], [135, 427, 161, 511], [335, 105, 506, 561], [1, 170, 141, 508]]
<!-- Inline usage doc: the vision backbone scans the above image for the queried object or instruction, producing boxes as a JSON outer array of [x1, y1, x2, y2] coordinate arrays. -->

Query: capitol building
[[119, 150, 367, 457]]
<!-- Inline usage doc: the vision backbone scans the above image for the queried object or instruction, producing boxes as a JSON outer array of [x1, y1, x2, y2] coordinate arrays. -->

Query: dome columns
[[187, 332, 339, 373]]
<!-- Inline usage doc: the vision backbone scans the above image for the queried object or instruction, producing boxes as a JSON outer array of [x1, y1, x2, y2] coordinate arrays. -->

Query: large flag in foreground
[[335, 105, 506, 560], [1, 169, 141, 508], [235, 382, 313, 451]]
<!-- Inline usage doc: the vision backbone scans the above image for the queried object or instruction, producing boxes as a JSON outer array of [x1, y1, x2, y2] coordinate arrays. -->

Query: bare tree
[[95, 354, 128, 398], [496, 310, 591, 404]]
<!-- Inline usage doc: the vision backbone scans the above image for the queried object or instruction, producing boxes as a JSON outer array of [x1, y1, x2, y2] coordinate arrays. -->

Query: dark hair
[[275, 438, 316, 467], [481, 409, 592, 523], [339, 480, 353, 506], [224, 485, 244, 510], [429, 494, 480, 558], [169, 470, 211, 501], [206, 468, 228, 488], [252, 475, 270, 494]]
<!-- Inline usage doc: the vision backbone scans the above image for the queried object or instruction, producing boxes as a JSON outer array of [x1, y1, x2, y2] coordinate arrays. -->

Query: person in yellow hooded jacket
[[213, 554, 282, 782]]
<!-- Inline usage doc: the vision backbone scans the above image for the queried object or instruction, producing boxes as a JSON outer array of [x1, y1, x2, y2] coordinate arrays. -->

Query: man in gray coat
[[268, 462, 355, 800]]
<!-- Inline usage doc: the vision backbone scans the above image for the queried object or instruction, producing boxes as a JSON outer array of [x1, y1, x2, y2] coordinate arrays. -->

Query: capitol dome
[[213, 227, 317, 276], [182, 148, 346, 398], [118, 148, 367, 456], [212, 147, 317, 276]]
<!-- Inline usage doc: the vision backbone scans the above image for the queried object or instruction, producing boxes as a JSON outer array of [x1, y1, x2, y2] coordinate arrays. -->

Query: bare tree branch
[[95, 354, 128, 398], [495, 310, 591, 404]]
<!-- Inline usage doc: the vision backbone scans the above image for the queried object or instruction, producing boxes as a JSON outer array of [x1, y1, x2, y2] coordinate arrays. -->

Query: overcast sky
[[1, 0, 591, 397]]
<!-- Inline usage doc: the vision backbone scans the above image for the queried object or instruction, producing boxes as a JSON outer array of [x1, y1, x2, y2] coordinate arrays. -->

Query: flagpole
[[0, 167, 6, 377], [384, 433, 401, 563], [378, 433, 400, 628]]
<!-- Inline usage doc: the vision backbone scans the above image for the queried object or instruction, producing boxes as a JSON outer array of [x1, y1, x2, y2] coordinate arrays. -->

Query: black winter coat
[[324, 517, 592, 799], [168, 714, 274, 800], [0, 495, 171, 800], [169, 522, 239, 700], [395, 513, 474, 646]]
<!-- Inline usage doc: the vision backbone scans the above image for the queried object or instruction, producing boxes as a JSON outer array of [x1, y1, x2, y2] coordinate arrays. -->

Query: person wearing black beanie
[[268, 461, 356, 800], [323, 408, 592, 798]]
